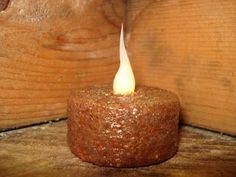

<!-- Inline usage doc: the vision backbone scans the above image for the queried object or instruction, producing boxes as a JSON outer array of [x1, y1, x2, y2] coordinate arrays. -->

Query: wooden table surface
[[0, 121, 235, 177]]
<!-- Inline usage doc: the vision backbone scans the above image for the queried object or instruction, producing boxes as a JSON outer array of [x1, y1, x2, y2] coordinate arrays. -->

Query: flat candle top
[[72, 86, 179, 109]]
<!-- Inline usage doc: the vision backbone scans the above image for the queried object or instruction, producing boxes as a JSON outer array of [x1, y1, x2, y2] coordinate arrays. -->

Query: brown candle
[[67, 86, 180, 167], [67, 25, 180, 167]]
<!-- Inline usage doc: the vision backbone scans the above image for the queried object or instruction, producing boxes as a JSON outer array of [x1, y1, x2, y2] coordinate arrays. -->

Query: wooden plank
[[0, 121, 235, 177], [0, 0, 126, 129], [126, 0, 236, 135]]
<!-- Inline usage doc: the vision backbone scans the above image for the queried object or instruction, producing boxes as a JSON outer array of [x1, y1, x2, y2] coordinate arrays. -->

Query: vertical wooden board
[[126, 0, 236, 135], [0, 0, 126, 129]]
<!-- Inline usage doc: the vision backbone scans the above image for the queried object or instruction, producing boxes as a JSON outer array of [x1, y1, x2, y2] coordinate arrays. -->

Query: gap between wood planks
[[0, 117, 66, 133], [0, 117, 235, 139]]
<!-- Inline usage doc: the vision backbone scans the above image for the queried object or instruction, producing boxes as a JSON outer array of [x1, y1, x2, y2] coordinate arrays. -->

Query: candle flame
[[113, 24, 135, 95]]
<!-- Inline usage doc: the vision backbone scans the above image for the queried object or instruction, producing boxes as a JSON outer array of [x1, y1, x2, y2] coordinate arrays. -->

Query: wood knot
[[0, 0, 10, 11]]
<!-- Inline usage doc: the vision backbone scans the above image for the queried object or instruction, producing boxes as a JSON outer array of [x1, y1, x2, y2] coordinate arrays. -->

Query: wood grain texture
[[0, 121, 235, 177], [0, 0, 125, 129], [126, 0, 236, 135], [0, 0, 9, 11]]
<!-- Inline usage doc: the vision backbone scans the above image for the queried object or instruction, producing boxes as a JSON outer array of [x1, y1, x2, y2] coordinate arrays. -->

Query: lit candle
[[67, 25, 180, 167]]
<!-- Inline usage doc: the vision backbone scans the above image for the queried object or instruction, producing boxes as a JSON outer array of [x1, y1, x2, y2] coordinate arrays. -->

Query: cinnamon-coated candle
[[67, 86, 180, 167], [67, 25, 180, 167]]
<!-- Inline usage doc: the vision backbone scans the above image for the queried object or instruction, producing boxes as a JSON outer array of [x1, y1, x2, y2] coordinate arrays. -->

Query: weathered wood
[[0, 0, 125, 129], [126, 0, 236, 135], [0, 121, 235, 177]]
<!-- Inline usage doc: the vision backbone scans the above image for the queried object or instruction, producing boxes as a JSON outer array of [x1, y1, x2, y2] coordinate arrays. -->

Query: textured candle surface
[[67, 86, 180, 167]]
